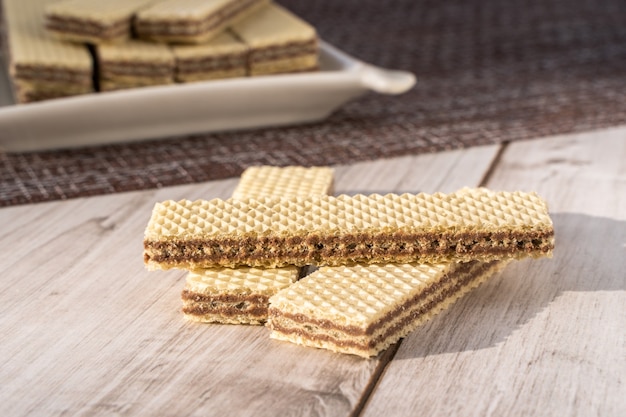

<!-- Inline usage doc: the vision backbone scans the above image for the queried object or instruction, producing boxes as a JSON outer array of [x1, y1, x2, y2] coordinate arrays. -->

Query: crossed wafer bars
[[144, 167, 554, 357], [181, 165, 334, 325]]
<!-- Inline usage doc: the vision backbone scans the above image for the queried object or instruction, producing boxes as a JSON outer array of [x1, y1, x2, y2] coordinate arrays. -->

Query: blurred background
[[1, 0, 625, 205]]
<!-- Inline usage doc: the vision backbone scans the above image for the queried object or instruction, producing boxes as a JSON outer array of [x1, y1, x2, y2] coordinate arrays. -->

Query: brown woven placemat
[[1, 0, 626, 206]]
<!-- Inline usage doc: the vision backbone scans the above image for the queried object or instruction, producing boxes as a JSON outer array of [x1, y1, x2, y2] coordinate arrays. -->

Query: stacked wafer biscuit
[[144, 166, 555, 358], [1, 0, 93, 103], [0, 0, 319, 102], [181, 165, 334, 325]]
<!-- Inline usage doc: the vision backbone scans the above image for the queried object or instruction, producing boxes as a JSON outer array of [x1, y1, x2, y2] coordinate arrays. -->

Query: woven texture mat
[[2, 0, 626, 206]]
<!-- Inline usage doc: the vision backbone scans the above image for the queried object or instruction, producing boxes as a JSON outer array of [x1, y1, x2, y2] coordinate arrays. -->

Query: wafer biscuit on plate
[[231, 3, 318, 76], [143, 189, 554, 270], [44, 0, 157, 44], [172, 31, 247, 83], [2, 0, 92, 103], [135, 0, 269, 44], [268, 260, 509, 357], [181, 165, 334, 324], [96, 39, 175, 91]]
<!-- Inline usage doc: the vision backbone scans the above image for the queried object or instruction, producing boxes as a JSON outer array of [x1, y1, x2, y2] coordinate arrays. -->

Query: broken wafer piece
[[172, 31, 247, 83], [135, 0, 270, 44], [182, 266, 300, 324], [96, 39, 175, 91], [267, 260, 509, 357], [231, 3, 318, 76], [143, 188, 554, 270], [44, 0, 157, 44], [2, 0, 93, 103], [181, 165, 334, 324]]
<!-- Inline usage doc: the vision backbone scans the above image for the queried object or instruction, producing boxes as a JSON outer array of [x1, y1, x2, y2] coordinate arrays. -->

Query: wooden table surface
[[0, 126, 624, 417]]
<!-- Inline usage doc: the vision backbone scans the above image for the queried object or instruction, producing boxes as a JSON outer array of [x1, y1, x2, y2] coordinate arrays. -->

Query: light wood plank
[[362, 126, 626, 417], [0, 145, 499, 416]]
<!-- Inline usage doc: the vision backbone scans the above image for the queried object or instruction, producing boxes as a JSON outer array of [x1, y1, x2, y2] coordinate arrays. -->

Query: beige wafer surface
[[232, 3, 316, 49], [273, 263, 457, 327], [268, 260, 509, 357], [143, 188, 554, 270], [232, 166, 334, 199], [44, 0, 157, 44], [231, 3, 318, 75], [135, 0, 269, 43], [186, 266, 299, 295]]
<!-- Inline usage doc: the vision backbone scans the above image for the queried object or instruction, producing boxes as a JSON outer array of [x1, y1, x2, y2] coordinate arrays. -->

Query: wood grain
[[0, 146, 499, 416], [361, 126, 626, 417]]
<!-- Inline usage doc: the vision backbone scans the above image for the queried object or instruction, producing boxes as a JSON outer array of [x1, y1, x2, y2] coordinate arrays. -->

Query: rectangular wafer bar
[[172, 30, 247, 83], [143, 188, 554, 270], [181, 165, 334, 324], [2, 0, 93, 103], [182, 265, 300, 324], [44, 0, 158, 44], [135, 0, 270, 44], [267, 260, 510, 357], [96, 39, 175, 91], [231, 3, 318, 76]]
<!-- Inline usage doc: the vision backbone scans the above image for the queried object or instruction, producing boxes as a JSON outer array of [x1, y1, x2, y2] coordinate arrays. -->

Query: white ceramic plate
[[0, 41, 415, 152]]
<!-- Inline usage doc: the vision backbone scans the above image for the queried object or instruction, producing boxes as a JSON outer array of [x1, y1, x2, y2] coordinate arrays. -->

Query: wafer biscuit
[[135, 0, 269, 44], [232, 165, 334, 199], [172, 31, 247, 83], [2, 0, 92, 103], [268, 260, 509, 357], [181, 165, 335, 324], [143, 189, 554, 270], [231, 3, 318, 76], [44, 0, 157, 44], [96, 39, 175, 91], [182, 266, 300, 324]]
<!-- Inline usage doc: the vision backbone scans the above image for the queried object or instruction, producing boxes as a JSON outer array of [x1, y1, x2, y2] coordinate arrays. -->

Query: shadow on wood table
[[394, 212, 625, 359]]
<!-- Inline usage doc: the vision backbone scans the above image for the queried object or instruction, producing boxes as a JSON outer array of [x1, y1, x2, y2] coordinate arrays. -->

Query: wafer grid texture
[[143, 189, 554, 270], [272, 263, 456, 326], [268, 260, 509, 357], [180, 165, 335, 325], [232, 165, 334, 199]]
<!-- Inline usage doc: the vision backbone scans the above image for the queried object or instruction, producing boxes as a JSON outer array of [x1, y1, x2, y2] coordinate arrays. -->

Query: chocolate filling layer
[[46, 16, 128, 39], [181, 290, 267, 304], [14, 65, 91, 84], [181, 290, 269, 319], [183, 301, 267, 318], [177, 55, 247, 73], [100, 62, 173, 77], [144, 229, 554, 268], [249, 40, 318, 63], [268, 261, 501, 352]]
